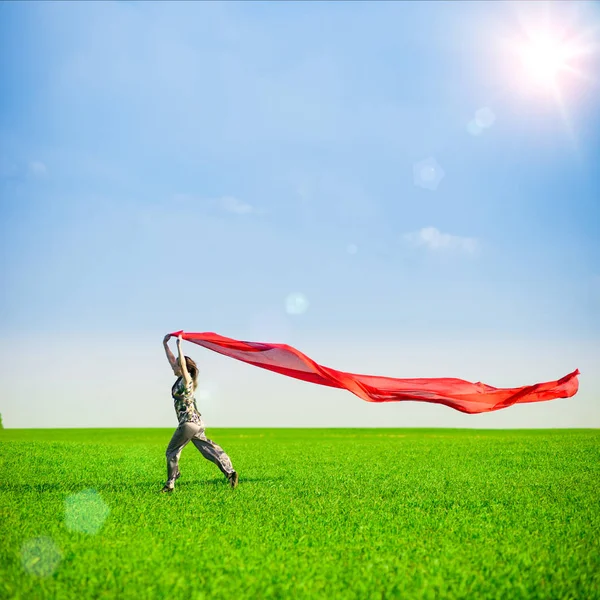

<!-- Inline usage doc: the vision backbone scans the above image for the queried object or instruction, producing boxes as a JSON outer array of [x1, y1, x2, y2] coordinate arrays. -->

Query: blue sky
[[1, 1, 599, 428]]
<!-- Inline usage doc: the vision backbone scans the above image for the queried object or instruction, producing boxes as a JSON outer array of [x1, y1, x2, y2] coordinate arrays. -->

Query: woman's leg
[[191, 428, 235, 477], [164, 422, 202, 490]]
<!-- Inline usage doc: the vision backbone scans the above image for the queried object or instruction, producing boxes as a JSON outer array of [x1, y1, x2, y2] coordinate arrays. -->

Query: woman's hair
[[184, 356, 199, 385]]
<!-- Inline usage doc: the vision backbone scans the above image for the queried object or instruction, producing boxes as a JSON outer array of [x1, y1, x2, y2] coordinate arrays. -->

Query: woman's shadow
[[1, 476, 284, 494], [168, 475, 283, 488], [100, 475, 285, 492]]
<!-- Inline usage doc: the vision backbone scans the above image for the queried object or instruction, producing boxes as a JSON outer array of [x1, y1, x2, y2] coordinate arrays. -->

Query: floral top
[[172, 376, 202, 426]]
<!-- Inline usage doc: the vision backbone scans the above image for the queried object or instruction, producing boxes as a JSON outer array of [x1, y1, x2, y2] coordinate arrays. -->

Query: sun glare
[[520, 33, 570, 86], [508, 17, 598, 99], [501, 7, 599, 146]]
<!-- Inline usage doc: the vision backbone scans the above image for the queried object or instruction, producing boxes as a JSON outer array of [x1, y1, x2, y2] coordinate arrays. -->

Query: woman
[[161, 333, 238, 492]]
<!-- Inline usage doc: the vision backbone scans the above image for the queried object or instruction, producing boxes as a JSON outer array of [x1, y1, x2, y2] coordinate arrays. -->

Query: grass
[[0, 428, 598, 599]]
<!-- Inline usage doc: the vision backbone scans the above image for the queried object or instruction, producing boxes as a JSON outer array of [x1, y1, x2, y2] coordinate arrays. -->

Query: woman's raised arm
[[163, 335, 179, 374], [176, 335, 192, 387]]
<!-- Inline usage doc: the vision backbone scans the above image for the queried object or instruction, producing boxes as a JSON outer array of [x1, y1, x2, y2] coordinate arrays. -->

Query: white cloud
[[403, 227, 478, 253], [29, 161, 48, 177], [169, 193, 263, 215], [217, 195, 261, 215]]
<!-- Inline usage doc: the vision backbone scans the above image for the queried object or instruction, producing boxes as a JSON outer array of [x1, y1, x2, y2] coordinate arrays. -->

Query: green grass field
[[1, 428, 598, 599]]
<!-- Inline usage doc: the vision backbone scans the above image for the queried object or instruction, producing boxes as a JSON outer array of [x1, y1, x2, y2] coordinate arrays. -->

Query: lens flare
[[475, 107, 496, 128], [285, 293, 309, 316], [64, 489, 110, 535], [21, 537, 62, 577], [413, 157, 445, 191]]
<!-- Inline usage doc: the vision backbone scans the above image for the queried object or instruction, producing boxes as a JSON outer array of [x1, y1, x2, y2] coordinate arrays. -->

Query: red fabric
[[169, 331, 580, 414]]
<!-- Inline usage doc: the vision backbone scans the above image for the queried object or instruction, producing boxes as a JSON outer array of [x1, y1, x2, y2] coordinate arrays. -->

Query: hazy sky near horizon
[[1, 1, 599, 429]]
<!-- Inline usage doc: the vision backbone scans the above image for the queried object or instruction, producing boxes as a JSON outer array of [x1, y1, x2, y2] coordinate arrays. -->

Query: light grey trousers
[[165, 421, 235, 486]]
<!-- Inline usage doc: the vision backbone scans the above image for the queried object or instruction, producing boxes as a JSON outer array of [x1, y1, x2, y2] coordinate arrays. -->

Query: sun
[[499, 10, 599, 145], [490, 2, 598, 147], [506, 17, 598, 99], [520, 32, 571, 87]]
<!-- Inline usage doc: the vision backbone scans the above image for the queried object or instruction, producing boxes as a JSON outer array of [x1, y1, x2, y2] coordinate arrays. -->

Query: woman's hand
[[163, 334, 171, 345], [177, 334, 183, 346]]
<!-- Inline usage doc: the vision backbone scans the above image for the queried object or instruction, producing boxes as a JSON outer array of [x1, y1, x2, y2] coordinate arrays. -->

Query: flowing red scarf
[[170, 331, 579, 414]]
